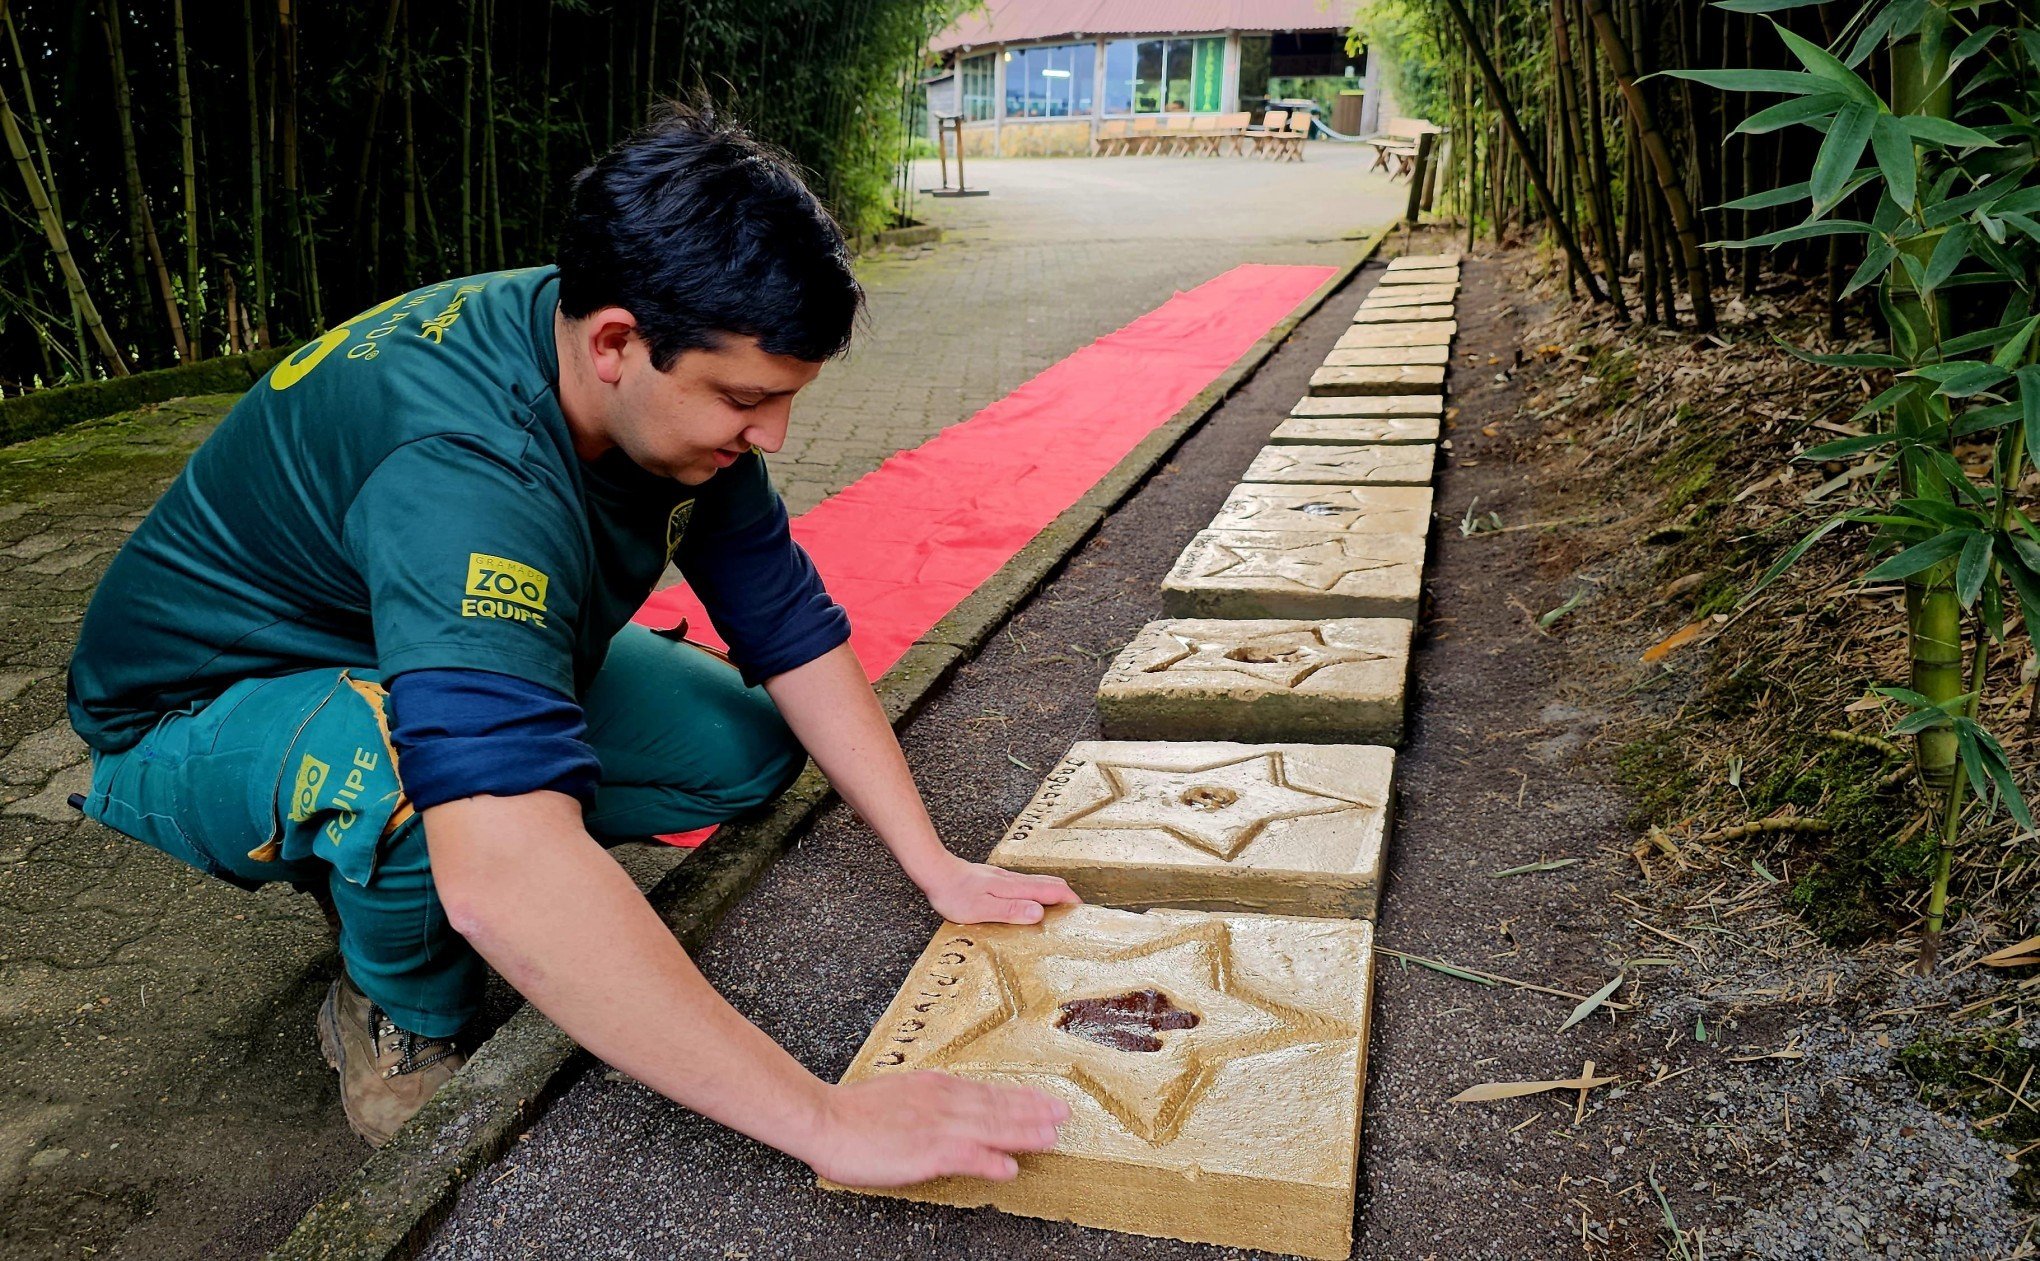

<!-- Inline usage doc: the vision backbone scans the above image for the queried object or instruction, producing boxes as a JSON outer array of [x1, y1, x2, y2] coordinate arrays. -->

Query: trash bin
[[1332, 90, 1366, 136]]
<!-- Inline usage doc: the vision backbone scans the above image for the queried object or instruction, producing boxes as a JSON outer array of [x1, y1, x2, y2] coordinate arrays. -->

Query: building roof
[[931, 0, 1356, 54]]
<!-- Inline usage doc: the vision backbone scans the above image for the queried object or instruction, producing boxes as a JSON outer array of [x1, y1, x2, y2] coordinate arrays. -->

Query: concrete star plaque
[[826, 904, 1376, 1258], [1163, 529, 1425, 619], [1098, 618, 1413, 744]]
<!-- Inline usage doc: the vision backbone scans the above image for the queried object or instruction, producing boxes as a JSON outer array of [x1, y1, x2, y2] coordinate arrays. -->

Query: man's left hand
[[918, 857, 1080, 926]]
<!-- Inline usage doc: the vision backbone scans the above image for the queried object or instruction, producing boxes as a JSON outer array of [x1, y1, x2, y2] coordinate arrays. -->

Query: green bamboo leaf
[[1843, 241, 1898, 298], [1714, 0, 1830, 11], [2021, 366, 2040, 472], [1716, 181, 1812, 212], [1742, 512, 1856, 603], [1993, 318, 2040, 371], [1996, 540, 2040, 639], [1863, 529, 1970, 581], [1950, 25, 2002, 67], [1813, 103, 1878, 212], [1802, 434, 1897, 460], [1557, 974, 1626, 1034], [1732, 94, 1848, 135], [1842, 5, 1900, 68], [1937, 363, 2011, 398], [1957, 530, 1993, 607], [1983, 748, 2036, 833], [1955, 722, 1991, 802], [1869, 115, 1916, 211], [1955, 402, 2021, 438], [1901, 115, 2001, 149], [1660, 67, 1836, 95], [1872, 685, 1940, 711], [1717, 219, 1874, 249], [1896, 498, 1989, 530], [1774, 22, 1883, 107], [1894, 706, 1953, 735], [1924, 223, 1974, 292]]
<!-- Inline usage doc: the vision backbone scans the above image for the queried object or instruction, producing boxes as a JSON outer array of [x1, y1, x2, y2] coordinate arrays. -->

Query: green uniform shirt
[[69, 267, 764, 754]]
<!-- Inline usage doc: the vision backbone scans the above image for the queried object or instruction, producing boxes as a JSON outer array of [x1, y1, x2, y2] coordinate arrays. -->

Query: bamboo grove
[[1366, 0, 2038, 969], [0, 0, 954, 393]]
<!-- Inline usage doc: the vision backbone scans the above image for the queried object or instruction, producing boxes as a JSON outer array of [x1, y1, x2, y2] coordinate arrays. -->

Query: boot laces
[[371, 1005, 457, 1079]]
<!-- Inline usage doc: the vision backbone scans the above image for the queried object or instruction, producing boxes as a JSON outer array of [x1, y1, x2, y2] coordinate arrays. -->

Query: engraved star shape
[[1200, 537, 1408, 592], [914, 919, 1356, 1145], [1139, 626, 1394, 689], [1048, 751, 1374, 861]]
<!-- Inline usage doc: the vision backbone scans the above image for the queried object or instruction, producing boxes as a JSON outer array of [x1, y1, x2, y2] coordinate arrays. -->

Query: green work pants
[[80, 623, 806, 1037]]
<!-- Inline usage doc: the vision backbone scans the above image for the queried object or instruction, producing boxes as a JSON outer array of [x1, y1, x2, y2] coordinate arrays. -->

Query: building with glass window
[[926, 0, 1371, 156]]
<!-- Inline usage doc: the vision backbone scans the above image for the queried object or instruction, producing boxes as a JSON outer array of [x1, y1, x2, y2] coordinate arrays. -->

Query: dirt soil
[[417, 235, 2028, 1260]]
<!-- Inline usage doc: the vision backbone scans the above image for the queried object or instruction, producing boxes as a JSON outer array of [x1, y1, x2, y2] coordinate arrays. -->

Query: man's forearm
[[762, 642, 953, 885], [423, 791, 831, 1159]]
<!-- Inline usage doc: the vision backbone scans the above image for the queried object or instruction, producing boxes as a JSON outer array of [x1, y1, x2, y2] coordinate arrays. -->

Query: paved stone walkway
[[0, 146, 1398, 1258]]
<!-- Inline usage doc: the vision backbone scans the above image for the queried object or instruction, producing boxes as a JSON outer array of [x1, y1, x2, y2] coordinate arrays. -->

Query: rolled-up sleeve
[[675, 452, 850, 686]]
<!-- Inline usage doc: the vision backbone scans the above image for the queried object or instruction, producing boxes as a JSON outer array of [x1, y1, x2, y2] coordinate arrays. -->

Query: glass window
[[1104, 39, 1137, 114], [1000, 42, 1094, 119], [960, 53, 994, 122], [1104, 36, 1221, 114]]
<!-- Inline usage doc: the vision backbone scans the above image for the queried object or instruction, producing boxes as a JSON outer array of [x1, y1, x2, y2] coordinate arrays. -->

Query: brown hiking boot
[[316, 973, 466, 1147]]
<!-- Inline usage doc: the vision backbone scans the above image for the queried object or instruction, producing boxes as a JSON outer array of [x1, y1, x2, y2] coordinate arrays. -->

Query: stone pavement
[[0, 148, 1399, 1258]]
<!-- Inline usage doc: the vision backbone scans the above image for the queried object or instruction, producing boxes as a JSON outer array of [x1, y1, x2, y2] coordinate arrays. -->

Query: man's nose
[[744, 412, 789, 454]]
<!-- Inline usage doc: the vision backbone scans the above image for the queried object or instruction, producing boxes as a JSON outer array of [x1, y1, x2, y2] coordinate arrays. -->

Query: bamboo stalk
[[1582, 0, 1716, 330], [243, 0, 267, 346], [173, 0, 201, 359], [0, 62, 127, 375], [1438, 0, 1609, 305], [99, 0, 190, 363]]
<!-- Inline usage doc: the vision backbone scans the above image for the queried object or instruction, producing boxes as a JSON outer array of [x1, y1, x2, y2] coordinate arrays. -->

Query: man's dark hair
[[558, 105, 862, 366]]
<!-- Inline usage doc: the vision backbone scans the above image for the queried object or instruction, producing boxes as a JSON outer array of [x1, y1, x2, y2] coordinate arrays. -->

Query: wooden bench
[[1358, 116, 1441, 177]]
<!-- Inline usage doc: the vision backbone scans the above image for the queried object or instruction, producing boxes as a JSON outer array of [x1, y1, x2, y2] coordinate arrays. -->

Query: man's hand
[[800, 1072, 1070, 1187], [917, 856, 1081, 925]]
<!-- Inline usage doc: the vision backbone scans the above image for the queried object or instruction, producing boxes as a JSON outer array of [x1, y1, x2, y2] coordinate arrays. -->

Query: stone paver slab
[[1335, 321, 1457, 349], [1322, 344, 1449, 367], [1292, 393, 1444, 419], [1096, 623, 1413, 748], [1244, 443, 1435, 487], [1361, 284, 1458, 307], [1270, 414, 1440, 445], [1210, 483, 1434, 535], [1387, 253, 1460, 270], [991, 740, 1395, 912], [826, 903, 1375, 1259], [1352, 303, 1456, 324], [1376, 266, 1458, 286], [1162, 529, 1425, 619], [1308, 364, 1445, 396]]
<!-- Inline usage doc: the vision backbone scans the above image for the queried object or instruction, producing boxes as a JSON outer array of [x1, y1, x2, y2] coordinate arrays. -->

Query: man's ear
[[583, 307, 638, 386]]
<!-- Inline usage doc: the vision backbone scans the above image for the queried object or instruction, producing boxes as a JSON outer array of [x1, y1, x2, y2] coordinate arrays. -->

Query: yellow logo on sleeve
[[462, 553, 550, 627]]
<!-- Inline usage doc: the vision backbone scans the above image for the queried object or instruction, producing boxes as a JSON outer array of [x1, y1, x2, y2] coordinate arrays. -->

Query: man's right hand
[[799, 1071, 1070, 1187]]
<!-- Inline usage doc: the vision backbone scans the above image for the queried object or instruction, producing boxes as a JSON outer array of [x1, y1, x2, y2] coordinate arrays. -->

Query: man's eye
[[727, 397, 761, 411]]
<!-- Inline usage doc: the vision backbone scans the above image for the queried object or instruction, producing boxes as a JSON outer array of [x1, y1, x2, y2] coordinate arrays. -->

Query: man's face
[[572, 312, 824, 484]]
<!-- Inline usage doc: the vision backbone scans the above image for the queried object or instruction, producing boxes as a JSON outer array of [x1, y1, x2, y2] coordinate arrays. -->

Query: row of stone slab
[[823, 254, 1462, 1260]]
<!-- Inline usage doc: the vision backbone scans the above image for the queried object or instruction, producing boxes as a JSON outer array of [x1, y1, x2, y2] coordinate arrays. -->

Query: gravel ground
[[422, 238, 2030, 1259]]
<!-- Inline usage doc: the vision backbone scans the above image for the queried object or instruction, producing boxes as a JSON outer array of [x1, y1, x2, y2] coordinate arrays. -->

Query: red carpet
[[636, 262, 1336, 845]]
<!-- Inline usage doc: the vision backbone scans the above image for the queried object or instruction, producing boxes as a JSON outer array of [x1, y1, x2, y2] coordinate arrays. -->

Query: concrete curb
[[265, 224, 1391, 1261]]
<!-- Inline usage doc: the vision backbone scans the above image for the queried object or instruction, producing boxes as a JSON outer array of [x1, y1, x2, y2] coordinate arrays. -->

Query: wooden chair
[[1248, 109, 1289, 159], [1157, 114, 1196, 156], [1189, 113, 1222, 156], [1272, 110, 1310, 162], [1212, 110, 1252, 156], [1094, 119, 1131, 156], [1130, 115, 1166, 155]]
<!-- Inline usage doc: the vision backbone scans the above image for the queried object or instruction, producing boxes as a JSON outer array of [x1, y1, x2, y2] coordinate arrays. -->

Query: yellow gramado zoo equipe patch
[[288, 754, 330, 823], [462, 552, 550, 627]]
